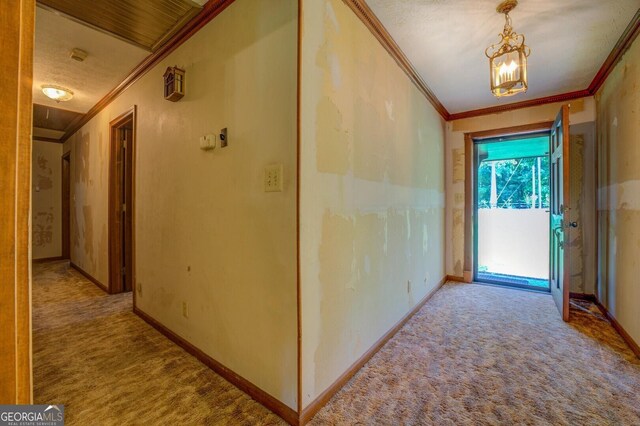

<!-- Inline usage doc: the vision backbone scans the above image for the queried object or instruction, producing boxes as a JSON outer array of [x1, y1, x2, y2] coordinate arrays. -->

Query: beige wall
[[300, 0, 446, 408], [596, 37, 640, 345], [32, 140, 62, 259], [63, 0, 299, 409], [445, 97, 597, 294]]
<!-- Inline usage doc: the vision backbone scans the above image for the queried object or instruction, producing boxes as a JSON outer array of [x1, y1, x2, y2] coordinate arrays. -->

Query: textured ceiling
[[33, 6, 150, 113], [37, 0, 203, 51], [367, 0, 640, 113]]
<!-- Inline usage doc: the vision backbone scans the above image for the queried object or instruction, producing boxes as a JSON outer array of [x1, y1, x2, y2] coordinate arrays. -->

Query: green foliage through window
[[478, 156, 549, 209]]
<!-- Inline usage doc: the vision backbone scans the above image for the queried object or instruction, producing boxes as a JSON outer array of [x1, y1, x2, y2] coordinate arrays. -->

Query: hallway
[[33, 261, 284, 425], [34, 261, 640, 425]]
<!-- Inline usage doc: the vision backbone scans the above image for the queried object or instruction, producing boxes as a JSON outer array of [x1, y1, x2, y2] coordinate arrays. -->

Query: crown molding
[[588, 8, 640, 94], [342, 0, 450, 120], [347, 1, 640, 122], [60, 1, 640, 144], [60, 0, 236, 142], [448, 90, 590, 121]]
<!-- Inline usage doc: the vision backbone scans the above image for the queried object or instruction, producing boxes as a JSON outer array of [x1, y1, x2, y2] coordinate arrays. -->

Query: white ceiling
[[367, 0, 640, 113], [33, 6, 149, 113]]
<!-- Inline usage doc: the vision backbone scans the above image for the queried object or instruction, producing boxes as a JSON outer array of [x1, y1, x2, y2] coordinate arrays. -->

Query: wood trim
[[0, 0, 34, 404], [569, 292, 596, 302], [449, 90, 589, 121], [70, 262, 109, 293], [32, 136, 62, 144], [449, 10, 640, 120], [463, 134, 473, 283], [592, 297, 640, 359], [463, 121, 554, 285], [61, 151, 71, 259], [133, 307, 299, 425], [59, 0, 236, 143], [32, 256, 64, 263], [446, 275, 466, 283], [108, 106, 136, 295], [296, 0, 303, 417], [341, 0, 449, 120], [588, 9, 640, 94], [469, 121, 555, 140], [299, 276, 447, 425]]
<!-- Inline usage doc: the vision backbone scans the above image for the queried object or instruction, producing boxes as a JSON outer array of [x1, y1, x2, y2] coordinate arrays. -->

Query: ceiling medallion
[[485, 0, 531, 98]]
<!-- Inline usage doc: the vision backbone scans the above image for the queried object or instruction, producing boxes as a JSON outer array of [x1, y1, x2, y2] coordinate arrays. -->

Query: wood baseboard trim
[[446, 275, 465, 283], [32, 256, 65, 263], [299, 275, 447, 425], [70, 261, 109, 293], [591, 298, 640, 359], [569, 292, 596, 302], [133, 306, 299, 425]]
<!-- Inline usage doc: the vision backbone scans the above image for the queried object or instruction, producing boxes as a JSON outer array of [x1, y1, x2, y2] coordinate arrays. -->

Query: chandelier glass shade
[[485, 1, 530, 98]]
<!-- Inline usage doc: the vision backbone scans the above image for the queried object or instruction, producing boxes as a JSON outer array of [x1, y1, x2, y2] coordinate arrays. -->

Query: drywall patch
[[82, 204, 94, 264], [315, 210, 356, 396], [453, 208, 464, 276], [315, 97, 350, 175], [33, 210, 54, 248], [353, 97, 386, 183], [452, 148, 464, 183]]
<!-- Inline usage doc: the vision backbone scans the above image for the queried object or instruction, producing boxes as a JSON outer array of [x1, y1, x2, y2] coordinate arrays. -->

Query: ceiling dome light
[[42, 85, 74, 102], [485, 0, 531, 98]]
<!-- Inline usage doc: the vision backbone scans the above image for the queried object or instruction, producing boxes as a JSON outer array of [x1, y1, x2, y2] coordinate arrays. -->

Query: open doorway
[[108, 107, 136, 294], [61, 151, 71, 259], [473, 132, 551, 292]]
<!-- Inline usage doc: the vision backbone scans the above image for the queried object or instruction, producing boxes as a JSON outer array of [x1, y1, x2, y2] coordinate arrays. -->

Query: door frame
[[463, 121, 554, 284], [108, 106, 137, 295], [61, 151, 71, 259]]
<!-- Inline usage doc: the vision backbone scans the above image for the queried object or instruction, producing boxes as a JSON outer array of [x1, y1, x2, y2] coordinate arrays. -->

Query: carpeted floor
[[34, 261, 640, 425], [33, 261, 285, 425], [311, 283, 640, 425]]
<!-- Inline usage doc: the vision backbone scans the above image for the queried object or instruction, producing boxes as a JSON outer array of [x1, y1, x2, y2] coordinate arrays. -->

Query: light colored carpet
[[33, 261, 285, 425], [34, 261, 640, 425], [311, 283, 640, 425]]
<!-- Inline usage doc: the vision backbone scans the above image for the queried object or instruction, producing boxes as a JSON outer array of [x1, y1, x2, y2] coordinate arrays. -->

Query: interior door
[[61, 153, 71, 259], [550, 105, 570, 321]]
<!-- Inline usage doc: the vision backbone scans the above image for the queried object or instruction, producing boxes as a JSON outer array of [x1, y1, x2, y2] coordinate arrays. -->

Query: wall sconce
[[163, 66, 185, 102]]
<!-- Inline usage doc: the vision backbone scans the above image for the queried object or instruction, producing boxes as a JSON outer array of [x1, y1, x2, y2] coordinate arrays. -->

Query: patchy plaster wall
[[32, 140, 62, 259], [445, 98, 597, 295], [63, 0, 298, 409], [596, 36, 640, 345], [300, 0, 446, 408]]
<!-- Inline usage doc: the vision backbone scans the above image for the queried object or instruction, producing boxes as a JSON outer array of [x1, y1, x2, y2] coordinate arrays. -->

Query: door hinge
[[121, 267, 126, 276], [122, 139, 127, 150], [122, 203, 126, 212]]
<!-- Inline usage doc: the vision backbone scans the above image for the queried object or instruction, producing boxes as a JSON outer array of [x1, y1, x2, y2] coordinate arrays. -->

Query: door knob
[[565, 221, 578, 228]]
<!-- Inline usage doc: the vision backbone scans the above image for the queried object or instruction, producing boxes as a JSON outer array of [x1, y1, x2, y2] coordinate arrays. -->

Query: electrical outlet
[[137, 282, 142, 296], [182, 301, 189, 318], [264, 164, 283, 192]]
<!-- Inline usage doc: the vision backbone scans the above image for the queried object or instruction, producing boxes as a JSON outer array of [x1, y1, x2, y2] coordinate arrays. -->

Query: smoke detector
[[69, 48, 88, 62]]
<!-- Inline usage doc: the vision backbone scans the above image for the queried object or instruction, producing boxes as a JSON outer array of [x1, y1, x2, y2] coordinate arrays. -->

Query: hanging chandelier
[[485, 0, 530, 98]]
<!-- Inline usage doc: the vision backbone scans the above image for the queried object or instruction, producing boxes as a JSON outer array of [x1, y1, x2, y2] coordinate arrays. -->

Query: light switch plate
[[264, 164, 283, 192]]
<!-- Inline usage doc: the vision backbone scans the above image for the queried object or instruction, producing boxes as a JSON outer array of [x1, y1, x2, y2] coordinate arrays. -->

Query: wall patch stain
[[453, 148, 464, 183], [33, 210, 54, 248], [315, 97, 350, 175]]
